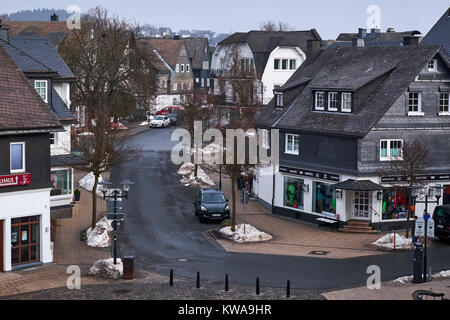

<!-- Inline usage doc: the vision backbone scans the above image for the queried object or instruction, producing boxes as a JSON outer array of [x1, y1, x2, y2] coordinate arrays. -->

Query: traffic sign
[[427, 218, 435, 238], [415, 217, 425, 237], [107, 213, 124, 220]]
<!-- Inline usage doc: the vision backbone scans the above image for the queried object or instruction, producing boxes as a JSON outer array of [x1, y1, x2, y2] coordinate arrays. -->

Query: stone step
[[339, 226, 377, 234], [347, 220, 371, 226]]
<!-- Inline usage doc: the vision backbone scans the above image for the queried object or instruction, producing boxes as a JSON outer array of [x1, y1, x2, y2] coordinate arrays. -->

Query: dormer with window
[[275, 92, 284, 108], [34, 80, 48, 103], [427, 59, 438, 72], [407, 91, 424, 116], [313, 90, 353, 113]]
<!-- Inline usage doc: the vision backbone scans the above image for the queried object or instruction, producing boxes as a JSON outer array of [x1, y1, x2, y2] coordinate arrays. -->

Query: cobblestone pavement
[[2, 270, 324, 300]]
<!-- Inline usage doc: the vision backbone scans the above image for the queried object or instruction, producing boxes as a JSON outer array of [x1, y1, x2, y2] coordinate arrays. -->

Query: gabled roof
[[218, 30, 322, 77], [0, 45, 61, 132], [139, 38, 184, 69], [7, 20, 72, 48], [422, 7, 450, 55], [1, 36, 75, 79], [184, 38, 209, 69], [255, 45, 446, 137]]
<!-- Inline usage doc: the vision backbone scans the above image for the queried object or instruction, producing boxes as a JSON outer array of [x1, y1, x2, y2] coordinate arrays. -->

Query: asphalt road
[[113, 127, 450, 291]]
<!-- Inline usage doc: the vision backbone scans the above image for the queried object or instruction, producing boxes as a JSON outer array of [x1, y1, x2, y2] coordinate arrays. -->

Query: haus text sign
[[0, 174, 31, 188]]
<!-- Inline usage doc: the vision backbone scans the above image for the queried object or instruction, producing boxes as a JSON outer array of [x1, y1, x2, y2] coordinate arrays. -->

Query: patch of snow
[[139, 121, 149, 126], [394, 270, 450, 284], [219, 224, 273, 243], [393, 275, 413, 284], [88, 258, 123, 279], [78, 172, 104, 196], [177, 162, 215, 188], [86, 217, 112, 248], [177, 162, 195, 176], [372, 233, 413, 250]]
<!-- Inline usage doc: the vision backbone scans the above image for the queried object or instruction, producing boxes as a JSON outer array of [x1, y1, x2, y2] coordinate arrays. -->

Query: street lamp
[[98, 180, 134, 265], [412, 185, 442, 282]]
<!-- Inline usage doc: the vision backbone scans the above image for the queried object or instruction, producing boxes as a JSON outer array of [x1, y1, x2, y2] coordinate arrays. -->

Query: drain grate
[[308, 250, 330, 256]]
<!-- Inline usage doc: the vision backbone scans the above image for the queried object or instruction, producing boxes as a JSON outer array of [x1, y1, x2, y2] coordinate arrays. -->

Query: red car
[[155, 106, 179, 116]]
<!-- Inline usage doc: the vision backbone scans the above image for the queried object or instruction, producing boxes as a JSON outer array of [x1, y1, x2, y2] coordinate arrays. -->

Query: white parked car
[[150, 115, 170, 128]]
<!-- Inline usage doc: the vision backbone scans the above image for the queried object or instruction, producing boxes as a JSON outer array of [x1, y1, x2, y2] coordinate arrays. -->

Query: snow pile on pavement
[[139, 121, 149, 126], [372, 233, 413, 250], [394, 270, 450, 284], [86, 217, 112, 248], [78, 172, 104, 196], [219, 224, 273, 243], [177, 162, 215, 188], [88, 258, 123, 279]]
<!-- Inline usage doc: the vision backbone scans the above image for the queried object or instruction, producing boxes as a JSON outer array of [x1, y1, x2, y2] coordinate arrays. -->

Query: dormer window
[[427, 59, 438, 72], [341, 92, 352, 112], [34, 80, 48, 103], [315, 91, 325, 110], [275, 92, 283, 108], [408, 92, 424, 116], [328, 92, 339, 111]]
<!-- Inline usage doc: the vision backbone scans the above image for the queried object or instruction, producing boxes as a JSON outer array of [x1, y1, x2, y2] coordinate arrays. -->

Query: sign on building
[[0, 174, 31, 188]]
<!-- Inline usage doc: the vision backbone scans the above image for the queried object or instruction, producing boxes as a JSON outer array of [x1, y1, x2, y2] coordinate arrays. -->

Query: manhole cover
[[308, 250, 330, 256]]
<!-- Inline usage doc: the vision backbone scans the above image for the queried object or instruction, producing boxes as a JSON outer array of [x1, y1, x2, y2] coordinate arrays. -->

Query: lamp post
[[99, 179, 135, 265], [412, 185, 442, 282]]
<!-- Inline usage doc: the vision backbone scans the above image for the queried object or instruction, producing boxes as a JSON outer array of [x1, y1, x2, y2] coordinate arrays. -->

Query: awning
[[331, 179, 384, 191]]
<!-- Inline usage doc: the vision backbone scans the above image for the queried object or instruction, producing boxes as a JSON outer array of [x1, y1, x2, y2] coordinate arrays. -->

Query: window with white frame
[[427, 59, 438, 72], [380, 139, 403, 161], [260, 129, 270, 149], [274, 59, 281, 70], [175, 64, 180, 73], [439, 93, 450, 114], [10, 142, 25, 173], [315, 91, 325, 110], [408, 92, 422, 114], [289, 59, 296, 70], [186, 64, 190, 72], [282, 59, 288, 70], [207, 78, 210, 87], [173, 82, 178, 91], [328, 92, 339, 111], [285, 134, 299, 155], [275, 93, 283, 108], [180, 64, 184, 73], [50, 132, 57, 145], [34, 80, 48, 102], [341, 92, 352, 112]]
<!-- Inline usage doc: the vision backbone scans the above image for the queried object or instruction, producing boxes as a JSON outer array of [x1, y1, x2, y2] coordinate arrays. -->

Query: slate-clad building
[[0, 44, 62, 271], [254, 43, 450, 231], [422, 7, 450, 55]]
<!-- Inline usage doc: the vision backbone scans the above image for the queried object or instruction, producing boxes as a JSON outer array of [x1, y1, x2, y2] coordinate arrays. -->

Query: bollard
[[256, 277, 260, 295], [170, 269, 173, 286], [286, 280, 291, 298], [196, 272, 200, 289], [225, 274, 229, 292]]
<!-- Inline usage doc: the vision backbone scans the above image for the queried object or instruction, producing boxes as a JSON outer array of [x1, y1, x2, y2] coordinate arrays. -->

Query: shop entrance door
[[352, 191, 372, 220], [0, 220, 3, 272]]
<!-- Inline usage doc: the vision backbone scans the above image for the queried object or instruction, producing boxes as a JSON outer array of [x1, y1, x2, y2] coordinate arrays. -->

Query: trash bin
[[122, 256, 134, 280]]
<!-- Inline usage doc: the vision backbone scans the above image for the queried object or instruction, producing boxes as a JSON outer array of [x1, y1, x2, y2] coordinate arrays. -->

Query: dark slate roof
[[51, 154, 87, 167], [139, 38, 184, 69], [51, 88, 75, 122], [7, 20, 72, 48], [336, 30, 421, 42], [218, 30, 322, 77], [0, 45, 61, 132], [422, 7, 450, 55], [328, 40, 404, 48], [184, 38, 209, 70], [331, 179, 384, 191], [255, 45, 446, 138], [5, 36, 75, 79]]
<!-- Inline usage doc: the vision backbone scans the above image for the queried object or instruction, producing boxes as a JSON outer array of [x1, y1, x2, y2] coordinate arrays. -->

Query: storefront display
[[283, 177, 304, 210], [11, 216, 40, 266], [312, 181, 336, 214], [444, 185, 450, 205], [50, 170, 72, 196], [382, 188, 411, 220]]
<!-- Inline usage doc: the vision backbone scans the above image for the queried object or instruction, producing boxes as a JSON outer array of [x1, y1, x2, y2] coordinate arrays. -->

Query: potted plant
[[74, 188, 81, 201]]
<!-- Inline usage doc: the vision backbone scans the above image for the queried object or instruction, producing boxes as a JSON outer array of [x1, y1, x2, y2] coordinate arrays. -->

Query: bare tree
[[381, 139, 429, 238], [259, 20, 292, 31], [60, 6, 155, 229]]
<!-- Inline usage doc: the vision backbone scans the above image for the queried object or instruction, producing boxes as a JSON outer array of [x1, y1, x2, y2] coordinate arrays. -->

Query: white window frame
[[186, 64, 190, 73], [281, 59, 288, 70], [34, 80, 48, 103], [207, 78, 210, 87], [10, 142, 26, 173], [427, 59, 438, 72], [315, 91, 325, 110], [285, 134, 300, 155], [408, 92, 424, 116], [175, 64, 180, 73], [328, 92, 339, 111], [50, 132, 57, 145], [275, 93, 283, 108], [173, 82, 178, 91], [260, 129, 270, 149], [274, 59, 281, 70], [439, 92, 450, 115], [180, 64, 185, 73], [289, 59, 296, 70], [341, 92, 352, 113], [380, 139, 403, 161]]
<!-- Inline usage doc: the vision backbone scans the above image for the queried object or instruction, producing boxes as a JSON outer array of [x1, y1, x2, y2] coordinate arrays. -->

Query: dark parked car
[[167, 112, 178, 126], [433, 205, 450, 241], [194, 189, 230, 223]]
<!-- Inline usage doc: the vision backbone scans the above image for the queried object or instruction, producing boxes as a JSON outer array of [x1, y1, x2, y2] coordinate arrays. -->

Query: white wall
[[53, 82, 71, 108], [0, 188, 52, 271], [261, 47, 306, 105], [51, 124, 71, 156]]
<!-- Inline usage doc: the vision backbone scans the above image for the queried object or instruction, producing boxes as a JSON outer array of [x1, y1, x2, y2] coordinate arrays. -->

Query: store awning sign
[[280, 166, 340, 182], [0, 174, 31, 188]]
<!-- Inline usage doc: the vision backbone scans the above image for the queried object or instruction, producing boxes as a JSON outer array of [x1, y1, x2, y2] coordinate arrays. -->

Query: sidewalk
[[207, 172, 398, 259], [323, 278, 450, 300]]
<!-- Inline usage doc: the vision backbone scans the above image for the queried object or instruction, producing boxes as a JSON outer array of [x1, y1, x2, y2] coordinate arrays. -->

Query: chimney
[[352, 37, 365, 47], [0, 20, 9, 43], [50, 13, 59, 21], [173, 34, 180, 40], [358, 28, 367, 38], [403, 36, 419, 46], [306, 39, 321, 62], [386, 27, 395, 33], [371, 28, 381, 34]]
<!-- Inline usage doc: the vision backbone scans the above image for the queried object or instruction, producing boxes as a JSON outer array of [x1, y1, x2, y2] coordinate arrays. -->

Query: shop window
[[284, 177, 304, 210], [312, 181, 336, 214], [382, 188, 412, 220], [443, 185, 450, 205], [51, 169, 72, 196], [11, 216, 40, 266], [10, 142, 25, 173]]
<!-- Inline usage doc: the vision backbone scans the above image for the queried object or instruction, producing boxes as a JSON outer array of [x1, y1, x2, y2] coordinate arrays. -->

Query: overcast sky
[[2, 0, 448, 39]]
